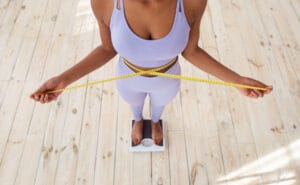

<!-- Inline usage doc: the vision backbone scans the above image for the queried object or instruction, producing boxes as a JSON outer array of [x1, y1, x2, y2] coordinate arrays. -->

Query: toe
[[137, 139, 141, 145], [135, 138, 139, 145], [155, 139, 160, 145]]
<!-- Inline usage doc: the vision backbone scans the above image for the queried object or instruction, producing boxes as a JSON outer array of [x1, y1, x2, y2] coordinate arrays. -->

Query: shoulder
[[184, 0, 207, 25], [90, 0, 114, 26]]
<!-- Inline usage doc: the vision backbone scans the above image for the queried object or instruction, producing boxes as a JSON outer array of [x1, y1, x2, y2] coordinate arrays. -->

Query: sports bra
[[110, 0, 191, 67]]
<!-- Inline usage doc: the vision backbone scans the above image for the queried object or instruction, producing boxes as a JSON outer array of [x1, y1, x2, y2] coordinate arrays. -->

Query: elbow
[[99, 45, 117, 57], [181, 46, 200, 60]]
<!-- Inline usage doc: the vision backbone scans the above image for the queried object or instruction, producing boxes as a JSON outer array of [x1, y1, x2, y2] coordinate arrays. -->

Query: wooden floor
[[0, 0, 299, 184]]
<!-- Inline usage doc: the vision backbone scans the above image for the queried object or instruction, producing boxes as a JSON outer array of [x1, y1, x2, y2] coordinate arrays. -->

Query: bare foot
[[151, 120, 163, 145], [131, 119, 144, 145]]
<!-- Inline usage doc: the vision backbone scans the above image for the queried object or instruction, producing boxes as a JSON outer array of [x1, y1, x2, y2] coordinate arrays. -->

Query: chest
[[122, 0, 178, 40], [101, 0, 193, 40]]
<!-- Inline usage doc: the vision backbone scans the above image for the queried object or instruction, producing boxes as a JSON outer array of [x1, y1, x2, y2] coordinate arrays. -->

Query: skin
[[30, 0, 273, 146]]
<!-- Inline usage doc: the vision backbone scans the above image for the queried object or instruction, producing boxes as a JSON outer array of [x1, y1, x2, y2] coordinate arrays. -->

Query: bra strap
[[179, 0, 185, 13], [114, 0, 123, 10]]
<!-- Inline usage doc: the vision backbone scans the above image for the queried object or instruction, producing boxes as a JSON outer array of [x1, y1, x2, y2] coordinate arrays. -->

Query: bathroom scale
[[130, 119, 165, 152]]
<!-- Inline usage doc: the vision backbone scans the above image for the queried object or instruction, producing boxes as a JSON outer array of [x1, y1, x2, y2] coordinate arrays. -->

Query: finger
[[34, 92, 46, 101], [45, 94, 49, 102], [32, 85, 48, 97], [39, 94, 44, 101], [248, 79, 268, 91], [254, 89, 264, 98], [248, 93, 254, 98], [264, 85, 273, 94], [30, 91, 39, 98], [253, 79, 268, 87], [39, 95, 45, 103], [251, 91, 258, 99], [45, 95, 52, 103], [248, 92, 254, 98], [43, 95, 48, 103], [32, 95, 37, 101], [34, 94, 39, 101]]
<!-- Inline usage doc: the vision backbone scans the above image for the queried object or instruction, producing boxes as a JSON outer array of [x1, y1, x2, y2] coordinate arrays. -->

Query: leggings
[[115, 57, 181, 123]]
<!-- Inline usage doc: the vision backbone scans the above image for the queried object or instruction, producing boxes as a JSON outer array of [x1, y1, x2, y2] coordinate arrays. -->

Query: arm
[[59, 2, 117, 85], [30, 1, 117, 103], [181, 0, 272, 98]]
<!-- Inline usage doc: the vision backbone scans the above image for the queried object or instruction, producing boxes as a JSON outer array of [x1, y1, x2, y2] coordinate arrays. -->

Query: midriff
[[122, 56, 178, 77]]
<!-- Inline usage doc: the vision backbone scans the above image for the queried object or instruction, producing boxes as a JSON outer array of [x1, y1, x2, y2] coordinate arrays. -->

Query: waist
[[122, 57, 178, 77]]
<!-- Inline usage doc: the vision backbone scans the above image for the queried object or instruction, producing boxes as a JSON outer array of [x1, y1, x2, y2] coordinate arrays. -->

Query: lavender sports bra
[[110, 0, 191, 67]]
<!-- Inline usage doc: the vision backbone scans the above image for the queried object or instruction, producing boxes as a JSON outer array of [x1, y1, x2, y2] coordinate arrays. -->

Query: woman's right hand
[[30, 76, 68, 104]]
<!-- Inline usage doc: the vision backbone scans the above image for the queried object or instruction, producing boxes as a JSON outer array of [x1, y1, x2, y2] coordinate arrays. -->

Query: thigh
[[149, 78, 180, 107], [115, 78, 147, 106], [148, 60, 181, 106]]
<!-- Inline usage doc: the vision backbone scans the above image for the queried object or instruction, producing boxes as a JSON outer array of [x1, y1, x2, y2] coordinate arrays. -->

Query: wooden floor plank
[[114, 94, 133, 185], [0, 81, 41, 185], [0, 0, 25, 34], [179, 63, 201, 185], [0, 81, 9, 108], [0, 81, 24, 163], [0, 0, 29, 80], [73, 17, 101, 185], [93, 61, 119, 185], [290, 0, 300, 19], [271, 0, 300, 80], [0, 0, 11, 23], [33, 93, 71, 185], [151, 141, 171, 185], [168, 131, 190, 185], [163, 92, 184, 131]]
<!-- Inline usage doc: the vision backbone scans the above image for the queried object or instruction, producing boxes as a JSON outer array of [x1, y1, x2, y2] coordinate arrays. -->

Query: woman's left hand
[[235, 76, 273, 98]]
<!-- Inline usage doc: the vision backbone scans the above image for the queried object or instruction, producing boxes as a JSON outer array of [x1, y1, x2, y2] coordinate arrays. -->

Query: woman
[[30, 0, 273, 146]]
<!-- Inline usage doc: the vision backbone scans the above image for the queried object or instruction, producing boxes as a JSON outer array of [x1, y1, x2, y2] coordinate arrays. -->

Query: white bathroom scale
[[130, 119, 165, 152]]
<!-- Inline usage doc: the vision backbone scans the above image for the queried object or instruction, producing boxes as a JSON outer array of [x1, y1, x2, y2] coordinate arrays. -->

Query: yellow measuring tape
[[42, 58, 267, 95]]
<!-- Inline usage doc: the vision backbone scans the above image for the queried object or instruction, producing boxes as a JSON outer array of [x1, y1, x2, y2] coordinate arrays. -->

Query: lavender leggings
[[115, 57, 181, 123]]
